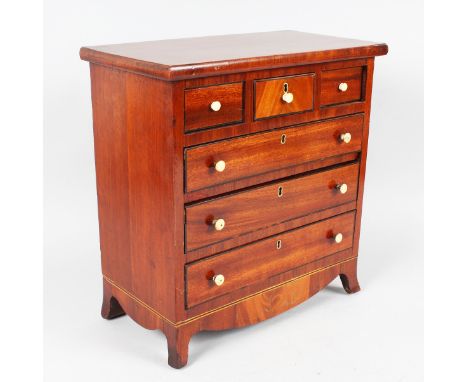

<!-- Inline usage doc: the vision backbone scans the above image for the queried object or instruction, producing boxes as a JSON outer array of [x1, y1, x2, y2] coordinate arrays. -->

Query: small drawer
[[254, 74, 314, 119], [185, 211, 356, 308], [185, 114, 363, 193], [320, 67, 363, 107], [185, 83, 243, 132], [185, 163, 359, 252]]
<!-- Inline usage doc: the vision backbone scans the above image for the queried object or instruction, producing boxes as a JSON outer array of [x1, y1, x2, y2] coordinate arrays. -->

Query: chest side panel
[[90, 64, 184, 321]]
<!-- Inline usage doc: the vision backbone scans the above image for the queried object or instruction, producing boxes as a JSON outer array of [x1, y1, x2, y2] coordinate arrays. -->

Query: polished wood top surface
[[80, 31, 388, 80]]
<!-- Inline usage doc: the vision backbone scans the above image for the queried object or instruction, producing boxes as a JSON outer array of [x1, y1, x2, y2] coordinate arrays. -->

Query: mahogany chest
[[80, 31, 388, 368]]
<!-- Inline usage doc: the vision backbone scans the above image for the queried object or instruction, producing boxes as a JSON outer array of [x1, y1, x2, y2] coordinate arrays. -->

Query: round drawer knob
[[212, 218, 225, 231], [282, 92, 294, 104], [338, 82, 348, 92], [334, 233, 343, 244], [210, 101, 222, 111], [340, 132, 352, 144], [212, 274, 225, 286], [214, 160, 226, 172], [336, 183, 348, 194]]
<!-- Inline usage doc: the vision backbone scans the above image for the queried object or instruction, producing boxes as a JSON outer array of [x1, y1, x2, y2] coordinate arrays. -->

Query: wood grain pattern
[[184, 152, 359, 203], [197, 257, 360, 329], [321, 67, 363, 106], [186, 249, 356, 317], [183, 60, 369, 148], [102, 256, 359, 367], [186, 162, 359, 252], [90, 64, 132, 292], [103, 257, 360, 327], [186, 211, 355, 307], [186, 202, 357, 262], [89, 64, 185, 323], [80, 31, 388, 80], [185, 82, 243, 132], [185, 114, 364, 193], [81, 31, 387, 368], [254, 74, 314, 119]]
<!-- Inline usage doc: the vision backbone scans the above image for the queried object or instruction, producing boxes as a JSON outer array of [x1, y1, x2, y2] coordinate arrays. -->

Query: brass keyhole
[[283, 83, 289, 93], [280, 134, 287, 144], [276, 240, 282, 250], [278, 186, 283, 197]]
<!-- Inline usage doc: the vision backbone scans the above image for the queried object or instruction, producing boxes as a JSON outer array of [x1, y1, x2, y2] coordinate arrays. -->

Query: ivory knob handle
[[336, 183, 348, 194], [338, 82, 348, 92], [340, 132, 352, 144], [212, 274, 225, 286], [212, 218, 225, 231], [282, 92, 294, 103], [214, 160, 226, 172], [210, 101, 222, 111], [334, 233, 343, 244]]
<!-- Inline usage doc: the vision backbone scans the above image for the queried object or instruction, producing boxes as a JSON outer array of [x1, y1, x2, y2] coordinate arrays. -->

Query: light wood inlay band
[[103, 256, 357, 327]]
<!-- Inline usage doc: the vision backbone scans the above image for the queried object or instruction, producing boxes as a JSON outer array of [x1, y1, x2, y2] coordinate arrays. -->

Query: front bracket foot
[[339, 259, 361, 294], [101, 279, 126, 319]]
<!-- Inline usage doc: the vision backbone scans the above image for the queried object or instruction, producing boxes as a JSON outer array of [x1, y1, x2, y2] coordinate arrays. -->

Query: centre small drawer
[[185, 82, 244, 132], [185, 114, 363, 193], [185, 162, 359, 252], [254, 74, 315, 119], [185, 211, 356, 308]]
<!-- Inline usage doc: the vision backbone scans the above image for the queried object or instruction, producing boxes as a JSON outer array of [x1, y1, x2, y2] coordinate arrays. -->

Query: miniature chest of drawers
[[80, 31, 388, 368]]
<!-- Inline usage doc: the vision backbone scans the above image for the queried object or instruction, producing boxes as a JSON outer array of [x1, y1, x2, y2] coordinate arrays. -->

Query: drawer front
[[185, 114, 363, 193], [320, 67, 363, 106], [254, 74, 314, 119], [185, 83, 243, 132], [186, 211, 356, 308], [186, 163, 359, 251]]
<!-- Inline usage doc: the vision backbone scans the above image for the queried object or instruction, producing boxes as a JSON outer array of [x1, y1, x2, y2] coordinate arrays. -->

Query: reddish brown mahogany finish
[[185, 82, 244, 132], [186, 212, 356, 307], [254, 74, 315, 119], [81, 31, 387, 368], [80, 31, 387, 80], [320, 66, 364, 106], [185, 114, 364, 193], [185, 163, 359, 252]]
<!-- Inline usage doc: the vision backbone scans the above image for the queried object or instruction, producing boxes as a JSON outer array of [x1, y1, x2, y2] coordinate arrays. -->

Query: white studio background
[[44, 1, 423, 381]]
